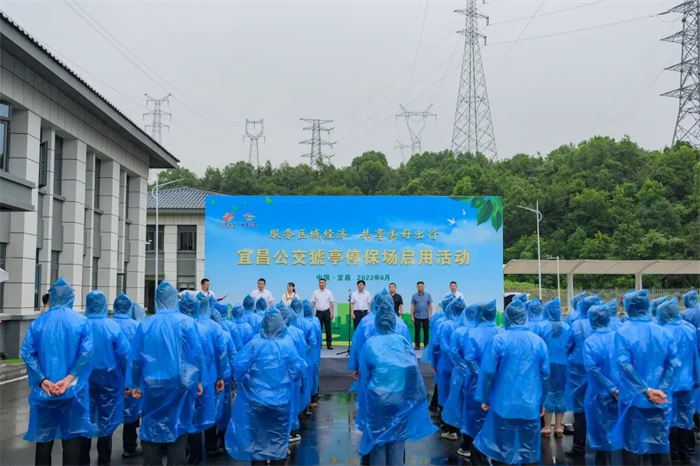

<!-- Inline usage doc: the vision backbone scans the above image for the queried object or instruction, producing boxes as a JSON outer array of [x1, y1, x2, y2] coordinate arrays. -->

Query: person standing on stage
[[312, 278, 335, 350], [411, 282, 433, 351], [251, 278, 274, 308], [282, 282, 298, 305], [445, 281, 464, 301], [180, 278, 216, 301], [389, 283, 404, 317], [351, 280, 372, 330]]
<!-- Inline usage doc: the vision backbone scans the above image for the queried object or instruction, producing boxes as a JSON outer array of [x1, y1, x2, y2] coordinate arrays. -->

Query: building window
[[94, 157, 101, 209], [50, 251, 60, 284], [92, 257, 99, 290], [0, 102, 10, 172], [0, 243, 6, 310], [54, 136, 63, 195], [39, 135, 48, 188], [117, 273, 126, 295], [178, 225, 196, 252], [146, 225, 164, 252], [34, 249, 41, 311], [177, 277, 196, 292], [124, 176, 131, 220]]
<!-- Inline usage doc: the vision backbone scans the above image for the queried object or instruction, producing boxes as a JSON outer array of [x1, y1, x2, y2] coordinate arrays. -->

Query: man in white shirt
[[444, 280, 464, 302], [250, 278, 274, 307], [179, 278, 216, 300], [350, 280, 372, 330], [311, 278, 335, 350]]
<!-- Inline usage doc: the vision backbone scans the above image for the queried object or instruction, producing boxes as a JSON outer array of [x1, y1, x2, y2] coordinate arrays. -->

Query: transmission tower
[[144, 94, 172, 144], [662, 1, 700, 147], [451, 1, 497, 160], [396, 104, 437, 156], [300, 119, 335, 166], [243, 119, 265, 167], [395, 140, 413, 161]]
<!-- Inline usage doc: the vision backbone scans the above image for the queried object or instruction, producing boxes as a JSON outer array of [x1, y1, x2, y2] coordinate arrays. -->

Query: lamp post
[[150, 177, 182, 310], [517, 202, 543, 300], [547, 255, 561, 302]]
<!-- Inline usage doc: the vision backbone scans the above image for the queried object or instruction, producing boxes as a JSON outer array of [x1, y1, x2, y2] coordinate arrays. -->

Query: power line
[[489, 0, 607, 27], [406, 0, 431, 101]]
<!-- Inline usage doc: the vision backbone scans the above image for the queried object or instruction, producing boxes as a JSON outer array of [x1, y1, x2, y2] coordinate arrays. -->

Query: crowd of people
[[18, 273, 700, 466]]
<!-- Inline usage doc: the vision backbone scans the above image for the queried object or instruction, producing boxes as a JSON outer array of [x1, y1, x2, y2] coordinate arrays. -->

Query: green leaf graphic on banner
[[265, 196, 274, 205], [491, 210, 503, 231], [232, 205, 238, 210], [210, 199, 217, 205], [476, 200, 493, 225], [471, 198, 485, 209]]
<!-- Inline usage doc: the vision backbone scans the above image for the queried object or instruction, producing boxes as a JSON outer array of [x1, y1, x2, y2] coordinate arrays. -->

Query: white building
[[0, 13, 178, 356]]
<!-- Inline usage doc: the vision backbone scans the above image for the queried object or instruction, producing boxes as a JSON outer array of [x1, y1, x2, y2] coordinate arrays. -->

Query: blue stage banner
[[205, 195, 504, 343]]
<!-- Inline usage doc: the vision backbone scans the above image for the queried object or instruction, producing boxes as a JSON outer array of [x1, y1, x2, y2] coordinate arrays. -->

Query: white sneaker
[[441, 431, 458, 441], [457, 448, 471, 458], [289, 433, 302, 443]]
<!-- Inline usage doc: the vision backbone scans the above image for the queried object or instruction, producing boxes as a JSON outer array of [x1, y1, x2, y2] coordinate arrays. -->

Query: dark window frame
[[50, 250, 60, 285], [0, 102, 11, 172], [53, 136, 63, 195], [92, 257, 99, 290], [0, 243, 6, 310], [178, 225, 196, 252], [38, 129, 48, 188], [94, 157, 102, 209], [146, 225, 164, 252]]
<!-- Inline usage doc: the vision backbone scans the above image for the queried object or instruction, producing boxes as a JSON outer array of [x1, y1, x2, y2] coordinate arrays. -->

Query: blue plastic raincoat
[[607, 299, 621, 331], [458, 300, 504, 438], [681, 290, 700, 329], [650, 296, 668, 323], [128, 281, 203, 443], [303, 299, 322, 396], [542, 297, 570, 413], [196, 292, 228, 430], [658, 298, 700, 430], [420, 294, 455, 367], [84, 291, 130, 437], [565, 292, 588, 325], [131, 303, 147, 322], [566, 295, 601, 413], [242, 294, 261, 332], [291, 298, 317, 405], [356, 299, 437, 456], [583, 304, 619, 451], [436, 297, 466, 406], [610, 290, 680, 455], [22, 278, 93, 442], [525, 298, 547, 338], [278, 303, 309, 418], [113, 294, 142, 424], [225, 309, 306, 461], [212, 302, 236, 430], [473, 299, 550, 465], [230, 304, 254, 347]]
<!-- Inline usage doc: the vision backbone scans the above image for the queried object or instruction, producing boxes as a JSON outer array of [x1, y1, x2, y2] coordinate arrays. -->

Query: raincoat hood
[[371, 288, 392, 313], [476, 299, 498, 324], [545, 297, 562, 322], [623, 289, 650, 318], [684, 290, 698, 309], [197, 291, 212, 319], [277, 302, 296, 326], [461, 303, 478, 327], [231, 303, 245, 319], [440, 294, 456, 311], [255, 297, 268, 313], [178, 292, 200, 319], [374, 300, 396, 335], [85, 290, 108, 318], [113, 293, 133, 317], [578, 295, 601, 318], [513, 293, 528, 303], [650, 296, 668, 318], [49, 277, 75, 309], [525, 298, 543, 321], [214, 303, 228, 319], [290, 297, 303, 315], [504, 298, 527, 329], [606, 299, 618, 320], [243, 294, 255, 312], [260, 309, 287, 339], [446, 297, 466, 319], [302, 299, 314, 318], [211, 308, 223, 325], [571, 292, 587, 312], [156, 281, 178, 311], [132, 303, 146, 322], [657, 297, 681, 325], [589, 304, 610, 330]]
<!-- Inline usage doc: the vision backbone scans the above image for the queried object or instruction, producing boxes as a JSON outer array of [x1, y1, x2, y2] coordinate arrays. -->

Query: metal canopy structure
[[504, 259, 700, 308]]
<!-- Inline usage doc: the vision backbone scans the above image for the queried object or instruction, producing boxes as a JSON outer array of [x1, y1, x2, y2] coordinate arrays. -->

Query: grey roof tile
[[147, 186, 218, 210]]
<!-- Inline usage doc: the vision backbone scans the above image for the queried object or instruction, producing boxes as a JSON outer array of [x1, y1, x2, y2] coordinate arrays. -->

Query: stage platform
[[319, 346, 434, 379]]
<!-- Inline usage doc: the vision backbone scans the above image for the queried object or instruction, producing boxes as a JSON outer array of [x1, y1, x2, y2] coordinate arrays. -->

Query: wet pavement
[[3, 376, 700, 465]]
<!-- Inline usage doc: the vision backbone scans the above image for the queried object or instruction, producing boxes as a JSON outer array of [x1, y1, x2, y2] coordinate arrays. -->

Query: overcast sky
[[3, 0, 681, 173]]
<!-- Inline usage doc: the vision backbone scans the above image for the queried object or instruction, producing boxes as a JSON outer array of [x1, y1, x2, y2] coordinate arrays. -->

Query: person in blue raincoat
[[650, 296, 668, 323], [565, 291, 588, 325], [681, 290, 700, 329], [277, 302, 308, 443], [658, 298, 700, 464], [565, 294, 601, 457], [242, 294, 262, 332], [436, 297, 466, 440], [473, 298, 550, 466], [128, 281, 204, 465], [131, 302, 147, 322], [290, 297, 318, 413], [112, 293, 143, 458], [226, 309, 306, 465], [302, 299, 323, 401], [458, 300, 504, 464], [252, 297, 268, 334], [525, 298, 547, 338], [610, 290, 680, 466], [229, 303, 254, 348], [541, 297, 570, 437], [22, 278, 93, 466], [356, 299, 437, 465], [422, 294, 455, 411], [79, 291, 130, 466], [583, 304, 620, 466], [211, 300, 238, 454], [607, 299, 621, 331]]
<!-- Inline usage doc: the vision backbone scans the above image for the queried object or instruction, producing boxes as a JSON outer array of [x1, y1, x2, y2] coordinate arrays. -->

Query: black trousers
[[217, 427, 226, 449], [186, 432, 203, 465], [143, 435, 187, 466], [203, 426, 218, 453], [79, 436, 112, 466], [353, 310, 368, 329], [594, 450, 612, 466], [572, 412, 587, 454], [123, 420, 139, 453], [670, 427, 694, 461], [414, 318, 429, 347], [316, 310, 332, 347], [429, 383, 439, 410], [623, 450, 672, 466], [35, 437, 82, 466], [469, 444, 489, 466]]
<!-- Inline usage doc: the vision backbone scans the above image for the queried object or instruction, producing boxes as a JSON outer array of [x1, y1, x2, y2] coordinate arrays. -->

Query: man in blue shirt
[[411, 281, 433, 351]]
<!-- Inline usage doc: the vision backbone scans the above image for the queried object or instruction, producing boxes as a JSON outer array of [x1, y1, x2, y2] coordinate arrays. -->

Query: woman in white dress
[[282, 282, 298, 305]]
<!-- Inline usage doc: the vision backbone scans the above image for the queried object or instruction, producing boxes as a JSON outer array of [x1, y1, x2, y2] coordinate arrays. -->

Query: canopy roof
[[504, 259, 700, 276]]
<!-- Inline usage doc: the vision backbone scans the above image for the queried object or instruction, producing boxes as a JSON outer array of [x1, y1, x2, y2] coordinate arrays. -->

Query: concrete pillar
[[38, 128, 55, 295], [117, 169, 127, 271], [567, 273, 574, 312], [196, 221, 205, 282], [59, 139, 87, 309], [163, 224, 177, 283], [126, 177, 147, 305], [635, 273, 643, 290], [97, 159, 120, 304], [4, 110, 41, 314], [82, 153, 95, 298]]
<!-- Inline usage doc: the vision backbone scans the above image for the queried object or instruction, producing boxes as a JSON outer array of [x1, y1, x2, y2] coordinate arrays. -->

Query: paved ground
[[2, 376, 700, 465]]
